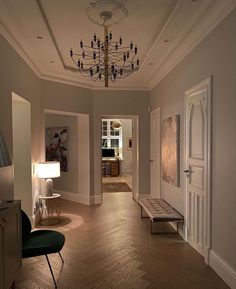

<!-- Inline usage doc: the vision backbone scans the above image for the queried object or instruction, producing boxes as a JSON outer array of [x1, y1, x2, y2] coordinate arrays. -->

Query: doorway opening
[[12, 92, 32, 216], [101, 116, 138, 199]]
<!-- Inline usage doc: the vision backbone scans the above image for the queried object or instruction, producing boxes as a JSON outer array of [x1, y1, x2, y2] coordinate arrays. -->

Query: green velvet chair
[[21, 210, 65, 288]]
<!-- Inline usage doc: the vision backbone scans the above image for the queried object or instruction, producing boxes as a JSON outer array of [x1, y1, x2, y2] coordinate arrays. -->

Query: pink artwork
[[45, 127, 68, 172], [161, 115, 180, 186]]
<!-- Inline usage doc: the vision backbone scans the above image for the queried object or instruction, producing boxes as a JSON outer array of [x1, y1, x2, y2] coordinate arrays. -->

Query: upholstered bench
[[139, 198, 184, 234]]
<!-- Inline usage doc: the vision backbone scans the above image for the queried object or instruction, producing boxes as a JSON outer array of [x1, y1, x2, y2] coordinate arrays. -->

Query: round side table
[[39, 193, 61, 225]]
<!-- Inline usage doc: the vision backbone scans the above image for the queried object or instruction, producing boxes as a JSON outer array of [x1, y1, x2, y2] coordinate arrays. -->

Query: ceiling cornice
[[0, 20, 149, 91], [147, 0, 236, 90], [40, 73, 149, 91]]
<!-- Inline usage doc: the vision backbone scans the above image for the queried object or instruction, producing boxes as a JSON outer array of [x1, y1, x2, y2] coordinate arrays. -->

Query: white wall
[[0, 35, 41, 214], [121, 119, 132, 174], [150, 7, 236, 280], [12, 96, 32, 216]]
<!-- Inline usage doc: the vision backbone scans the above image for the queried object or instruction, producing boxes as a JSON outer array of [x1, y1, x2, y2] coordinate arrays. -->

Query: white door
[[150, 107, 160, 198], [185, 77, 211, 263]]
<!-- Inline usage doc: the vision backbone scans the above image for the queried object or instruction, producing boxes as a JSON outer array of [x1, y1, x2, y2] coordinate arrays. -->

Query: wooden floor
[[16, 193, 229, 289]]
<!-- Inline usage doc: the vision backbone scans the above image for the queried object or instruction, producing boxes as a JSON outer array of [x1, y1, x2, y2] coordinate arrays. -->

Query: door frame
[[184, 76, 212, 264], [99, 115, 139, 201], [150, 107, 161, 198]]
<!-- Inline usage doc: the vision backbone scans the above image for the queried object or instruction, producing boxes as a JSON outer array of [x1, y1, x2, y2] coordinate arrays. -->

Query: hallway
[[16, 193, 229, 289]]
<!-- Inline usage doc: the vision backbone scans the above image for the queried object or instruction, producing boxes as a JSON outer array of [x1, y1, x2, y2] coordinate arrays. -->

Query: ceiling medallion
[[70, 0, 140, 87]]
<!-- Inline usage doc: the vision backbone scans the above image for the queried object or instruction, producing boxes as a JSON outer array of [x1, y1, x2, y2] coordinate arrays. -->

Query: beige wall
[[150, 8, 236, 271], [41, 80, 94, 196], [0, 35, 41, 215], [12, 99, 32, 215], [41, 83, 151, 198]]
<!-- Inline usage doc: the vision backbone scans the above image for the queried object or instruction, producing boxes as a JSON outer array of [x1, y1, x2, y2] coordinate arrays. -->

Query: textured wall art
[[161, 115, 180, 186], [45, 127, 68, 172]]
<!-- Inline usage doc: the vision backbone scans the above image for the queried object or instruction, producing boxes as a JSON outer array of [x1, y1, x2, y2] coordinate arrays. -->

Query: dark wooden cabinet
[[0, 201, 21, 289], [102, 159, 120, 176]]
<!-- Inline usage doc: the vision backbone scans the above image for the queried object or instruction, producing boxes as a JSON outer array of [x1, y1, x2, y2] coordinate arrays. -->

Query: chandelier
[[70, 1, 140, 87]]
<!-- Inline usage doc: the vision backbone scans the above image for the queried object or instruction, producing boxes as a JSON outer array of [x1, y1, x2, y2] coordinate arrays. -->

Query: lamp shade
[[37, 161, 60, 179], [0, 131, 12, 168]]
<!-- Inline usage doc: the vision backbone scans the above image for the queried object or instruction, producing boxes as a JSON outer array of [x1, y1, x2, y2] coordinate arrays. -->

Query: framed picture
[[126, 137, 132, 150], [45, 127, 68, 172], [161, 115, 180, 187]]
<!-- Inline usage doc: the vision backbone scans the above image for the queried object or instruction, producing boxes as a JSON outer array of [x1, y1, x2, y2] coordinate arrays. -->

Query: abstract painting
[[45, 127, 68, 172], [161, 115, 180, 186]]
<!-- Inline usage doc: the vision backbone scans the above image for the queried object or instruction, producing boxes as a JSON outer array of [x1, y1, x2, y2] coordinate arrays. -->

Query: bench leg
[[140, 206, 149, 219], [150, 221, 182, 235], [151, 220, 153, 234]]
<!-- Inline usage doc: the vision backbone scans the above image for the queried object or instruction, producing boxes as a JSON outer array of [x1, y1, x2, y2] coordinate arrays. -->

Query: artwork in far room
[[45, 127, 68, 172], [126, 137, 132, 150], [161, 115, 180, 186]]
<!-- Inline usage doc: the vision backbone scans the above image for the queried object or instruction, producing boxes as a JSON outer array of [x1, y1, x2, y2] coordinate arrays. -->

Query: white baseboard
[[209, 250, 236, 289], [90, 194, 102, 205], [54, 190, 102, 205]]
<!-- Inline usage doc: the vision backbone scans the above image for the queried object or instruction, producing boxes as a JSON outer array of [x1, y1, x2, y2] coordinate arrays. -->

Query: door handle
[[149, 160, 154, 163], [184, 170, 189, 173]]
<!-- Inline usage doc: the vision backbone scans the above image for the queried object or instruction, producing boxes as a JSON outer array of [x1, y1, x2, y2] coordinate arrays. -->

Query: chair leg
[[58, 251, 64, 263], [45, 255, 57, 288]]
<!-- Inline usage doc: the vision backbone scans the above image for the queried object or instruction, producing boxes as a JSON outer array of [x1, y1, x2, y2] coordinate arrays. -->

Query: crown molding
[[148, 0, 236, 89], [40, 73, 150, 91], [0, 21, 150, 91], [1, 1, 235, 92]]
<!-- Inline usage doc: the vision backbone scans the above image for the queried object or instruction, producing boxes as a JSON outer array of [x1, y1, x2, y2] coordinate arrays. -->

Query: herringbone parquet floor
[[16, 193, 229, 289]]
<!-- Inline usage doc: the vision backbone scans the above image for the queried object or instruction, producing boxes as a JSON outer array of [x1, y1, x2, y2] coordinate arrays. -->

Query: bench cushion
[[139, 198, 183, 222]]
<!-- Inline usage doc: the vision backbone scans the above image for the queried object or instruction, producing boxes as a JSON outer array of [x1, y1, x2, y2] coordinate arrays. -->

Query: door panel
[[190, 103, 204, 159]]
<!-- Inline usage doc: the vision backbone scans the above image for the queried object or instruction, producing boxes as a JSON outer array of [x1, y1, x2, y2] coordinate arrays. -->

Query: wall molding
[[148, 1, 236, 89], [209, 250, 236, 289]]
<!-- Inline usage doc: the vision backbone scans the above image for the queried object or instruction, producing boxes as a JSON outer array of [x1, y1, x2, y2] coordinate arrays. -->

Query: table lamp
[[37, 161, 60, 196]]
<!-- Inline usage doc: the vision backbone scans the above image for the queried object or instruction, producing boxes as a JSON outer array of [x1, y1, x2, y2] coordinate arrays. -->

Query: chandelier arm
[[108, 45, 131, 50], [107, 47, 133, 53]]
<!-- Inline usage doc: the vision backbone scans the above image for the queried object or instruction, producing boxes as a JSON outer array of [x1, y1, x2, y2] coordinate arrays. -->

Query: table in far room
[[39, 193, 62, 225]]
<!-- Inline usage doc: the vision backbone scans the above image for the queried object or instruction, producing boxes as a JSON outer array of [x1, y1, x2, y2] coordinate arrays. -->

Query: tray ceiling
[[0, 0, 235, 90]]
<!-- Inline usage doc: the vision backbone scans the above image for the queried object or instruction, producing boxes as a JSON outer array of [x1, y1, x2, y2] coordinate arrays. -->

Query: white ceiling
[[0, 0, 235, 90]]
